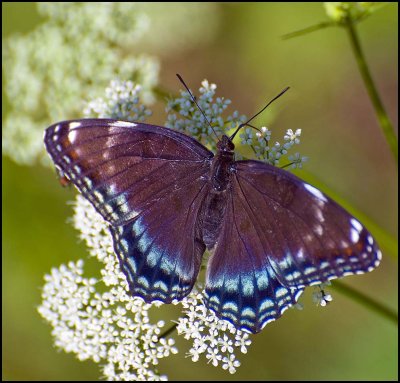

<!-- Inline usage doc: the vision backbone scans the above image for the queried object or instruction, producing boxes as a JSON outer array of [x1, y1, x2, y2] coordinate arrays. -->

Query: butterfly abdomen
[[201, 189, 229, 250], [201, 142, 236, 249]]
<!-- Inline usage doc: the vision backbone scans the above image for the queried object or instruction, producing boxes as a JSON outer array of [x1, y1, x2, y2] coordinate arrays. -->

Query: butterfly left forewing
[[45, 118, 213, 302], [45, 119, 213, 226]]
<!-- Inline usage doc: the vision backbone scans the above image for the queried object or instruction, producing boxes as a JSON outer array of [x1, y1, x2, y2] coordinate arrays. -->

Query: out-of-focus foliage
[[324, 2, 388, 23]]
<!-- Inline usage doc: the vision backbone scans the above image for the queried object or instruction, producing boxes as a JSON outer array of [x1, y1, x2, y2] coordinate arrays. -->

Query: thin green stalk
[[282, 22, 334, 40], [332, 280, 398, 324], [345, 19, 398, 164]]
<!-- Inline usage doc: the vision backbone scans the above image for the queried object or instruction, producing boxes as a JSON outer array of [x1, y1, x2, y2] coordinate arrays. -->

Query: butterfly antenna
[[176, 74, 220, 140], [230, 86, 290, 141]]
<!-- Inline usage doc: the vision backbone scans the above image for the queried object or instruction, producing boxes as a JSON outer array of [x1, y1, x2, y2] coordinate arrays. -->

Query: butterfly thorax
[[200, 135, 235, 249], [211, 135, 235, 192]]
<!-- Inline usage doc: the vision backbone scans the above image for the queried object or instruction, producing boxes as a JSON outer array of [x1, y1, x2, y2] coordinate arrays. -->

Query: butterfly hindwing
[[205, 189, 303, 333], [111, 169, 210, 302]]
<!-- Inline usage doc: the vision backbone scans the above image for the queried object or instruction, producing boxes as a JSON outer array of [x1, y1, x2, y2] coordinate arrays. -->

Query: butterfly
[[44, 79, 381, 334]]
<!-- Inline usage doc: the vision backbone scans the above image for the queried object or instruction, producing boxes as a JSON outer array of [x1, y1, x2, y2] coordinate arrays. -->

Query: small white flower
[[234, 333, 252, 354], [240, 127, 254, 146], [206, 347, 222, 366], [220, 334, 234, 353], [222, 354, 241, 374], [284, 128, 301, 144], [187, 347, 202, 362]]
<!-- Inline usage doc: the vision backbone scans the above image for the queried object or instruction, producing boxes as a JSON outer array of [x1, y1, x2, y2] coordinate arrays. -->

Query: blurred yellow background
[[3, 2, 398, 380]]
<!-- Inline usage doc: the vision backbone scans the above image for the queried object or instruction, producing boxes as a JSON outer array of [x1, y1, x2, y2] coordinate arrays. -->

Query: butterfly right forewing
[[234, 161, 381, 288], [204, 159, 381, 333]]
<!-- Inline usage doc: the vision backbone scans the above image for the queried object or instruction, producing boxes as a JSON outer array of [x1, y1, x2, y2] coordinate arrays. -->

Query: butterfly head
[[217, 135, 235, 153]]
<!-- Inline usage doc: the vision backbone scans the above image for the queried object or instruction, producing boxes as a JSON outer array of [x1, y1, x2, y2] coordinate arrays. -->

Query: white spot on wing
[[304, 183, 327, 202], [351, 228, 360, 243], [350, 218, 363, 233], [314, 207, 325, 223], [297, 248, 305, 260], [280, 305, 291, 315], [275, 287, 288, 298], [294, 289, 303, 300], [69, 121, 82, 129], [111, 121, 137, 128], [68, 129, 78, 144], [315, 224, 324, 236]]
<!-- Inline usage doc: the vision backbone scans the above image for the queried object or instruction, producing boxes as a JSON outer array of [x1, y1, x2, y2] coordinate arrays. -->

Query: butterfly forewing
[[234, 161, 381, 287], [45, 119, 213, 302], [45, 119, 212, 225]]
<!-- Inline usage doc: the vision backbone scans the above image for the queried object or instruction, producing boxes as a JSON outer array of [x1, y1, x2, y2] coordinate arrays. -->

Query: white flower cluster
[[38, 195, 176, 381], [37, 3, 149, 47], [166, 80, 247, 151], [166, 80, 307, 168], [240, 126, 308, 168], [174, 289, 251, 374], [38, 195, 255, 379], [84, 80, 152, 122]]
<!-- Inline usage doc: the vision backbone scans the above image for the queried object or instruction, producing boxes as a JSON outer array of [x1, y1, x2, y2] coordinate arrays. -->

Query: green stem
[[345, 19, 398, 164], [282, 22, 334, 40], [332, 280, 398, 324]]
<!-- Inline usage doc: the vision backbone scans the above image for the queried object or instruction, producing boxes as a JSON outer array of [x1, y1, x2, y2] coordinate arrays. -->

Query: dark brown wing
[[45, 119, 213, 302], [205, 160, 381, 333]]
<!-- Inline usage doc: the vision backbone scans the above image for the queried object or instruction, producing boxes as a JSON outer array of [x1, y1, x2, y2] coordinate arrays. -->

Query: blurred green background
[[2, 2, 398, 380]]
